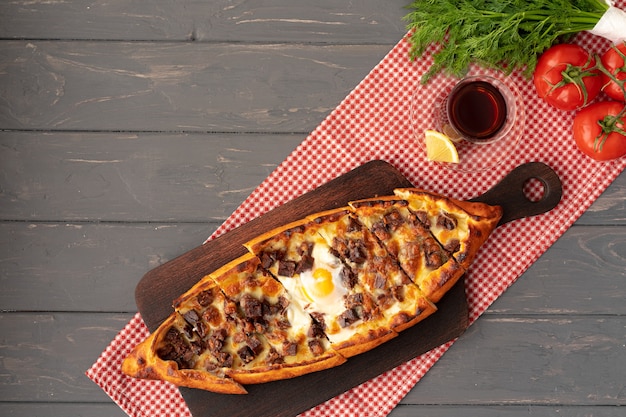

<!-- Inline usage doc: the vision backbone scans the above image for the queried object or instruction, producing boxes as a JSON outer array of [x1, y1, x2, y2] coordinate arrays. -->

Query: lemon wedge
[[424, 129, 459, 163]]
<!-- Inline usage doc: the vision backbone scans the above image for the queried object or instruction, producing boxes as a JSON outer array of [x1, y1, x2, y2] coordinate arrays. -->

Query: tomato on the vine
[[533, 44, 602, 111], [600, 42, 626, 102], [573, 101, 626, 161]]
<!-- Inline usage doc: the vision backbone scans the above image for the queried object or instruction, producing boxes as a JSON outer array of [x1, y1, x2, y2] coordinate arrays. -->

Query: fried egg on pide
[[280, 237, 348, 312], [276, 235, 366, 342], [299, 241, 348, 307]]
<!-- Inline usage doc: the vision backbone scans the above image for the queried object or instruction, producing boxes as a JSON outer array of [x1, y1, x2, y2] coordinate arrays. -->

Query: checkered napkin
[[87, 24, 626, 417]]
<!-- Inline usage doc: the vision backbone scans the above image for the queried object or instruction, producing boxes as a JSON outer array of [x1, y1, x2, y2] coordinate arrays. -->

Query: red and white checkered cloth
[[88, 22, 626, 417]]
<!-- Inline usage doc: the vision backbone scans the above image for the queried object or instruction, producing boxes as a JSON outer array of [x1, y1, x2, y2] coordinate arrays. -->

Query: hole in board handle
[[522, 177, 546, 203], [469, 162, 563, 225]]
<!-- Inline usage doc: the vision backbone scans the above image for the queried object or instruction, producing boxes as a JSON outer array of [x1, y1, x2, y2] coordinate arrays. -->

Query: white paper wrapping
[[590, 5, 626, 43]]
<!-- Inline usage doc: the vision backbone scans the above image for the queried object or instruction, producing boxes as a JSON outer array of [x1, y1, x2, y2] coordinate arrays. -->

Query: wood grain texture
[[3, 131, 623, 223], [470, 162, 562, 225], [0, 0, 408, 43], [577, 178, 626, 225], [0, 42, 390, 132], [0, 0, 624, 416], [0, 313, 135, 402], [0, 403, 128, 417], [389, 405, 626, 417], [400, 316, 626, 405], [487, 226, 626, 315], [0, 131, 302, 222], [0, 222, 217, 312]]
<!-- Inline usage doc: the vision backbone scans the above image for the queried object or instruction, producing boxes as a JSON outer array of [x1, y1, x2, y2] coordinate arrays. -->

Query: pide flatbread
[[122, 188, 502, 393]]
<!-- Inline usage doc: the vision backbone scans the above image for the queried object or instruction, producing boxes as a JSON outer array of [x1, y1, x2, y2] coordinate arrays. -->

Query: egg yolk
[[302, 268, 335, 302]]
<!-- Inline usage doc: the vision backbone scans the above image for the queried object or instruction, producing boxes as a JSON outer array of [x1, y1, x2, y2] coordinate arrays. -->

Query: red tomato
[[533, 44, 602, 111], [573, 101, 626, 161], [600, 42, 626, 102]]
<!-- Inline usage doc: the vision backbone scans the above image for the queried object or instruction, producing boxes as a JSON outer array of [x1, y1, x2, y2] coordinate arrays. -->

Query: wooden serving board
[[135, 159, 562, 417]]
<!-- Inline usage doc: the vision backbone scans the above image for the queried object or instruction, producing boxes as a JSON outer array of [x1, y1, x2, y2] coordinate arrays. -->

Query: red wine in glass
[[447, 80, 507, 142]]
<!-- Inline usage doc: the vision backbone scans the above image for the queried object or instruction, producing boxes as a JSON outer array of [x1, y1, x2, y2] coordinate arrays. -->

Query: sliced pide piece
[[168, 264, 282, 387], [122, 278, 247, 394], [308, 207, 437, 332], [209, 253, 346, 384], [348, 197, 464, 304], [393, 188, 503, 271], [245, 217, 397, 358]]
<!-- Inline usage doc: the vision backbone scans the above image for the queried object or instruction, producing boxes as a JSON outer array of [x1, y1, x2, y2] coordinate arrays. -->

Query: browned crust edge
[[121, 315, 248, 395]]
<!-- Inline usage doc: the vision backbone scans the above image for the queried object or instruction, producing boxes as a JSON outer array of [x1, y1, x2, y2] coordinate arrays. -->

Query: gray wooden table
[[1, 2, 624, 416]]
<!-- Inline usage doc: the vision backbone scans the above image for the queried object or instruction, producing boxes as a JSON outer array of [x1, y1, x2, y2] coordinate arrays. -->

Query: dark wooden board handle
[[470, 162, 563, 225]]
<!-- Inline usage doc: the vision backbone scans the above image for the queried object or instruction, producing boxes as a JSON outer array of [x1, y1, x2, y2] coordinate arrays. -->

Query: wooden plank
[[577, 176, 626, 225], [0, 222, 216, 312], [2, 221, 624, 314], [0, 403, 128, 417], [400, 316, 626, 405], [0, 42, 390, 132], [390, 405, 626, 417], [0, 0, 620, 414], [2, 132, 624, 224], [486, 226, 626, 315], [0, 312, 135, 402], [0, 0, 408, 43], [0, 131, 302, 222]]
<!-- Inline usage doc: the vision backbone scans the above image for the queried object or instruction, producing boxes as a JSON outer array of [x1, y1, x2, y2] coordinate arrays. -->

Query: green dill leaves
[[404, 0, 608, 83]]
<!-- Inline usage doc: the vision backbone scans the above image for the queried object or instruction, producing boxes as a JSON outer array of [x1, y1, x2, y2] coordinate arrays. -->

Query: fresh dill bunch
[[404, 0, 610, 83]]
